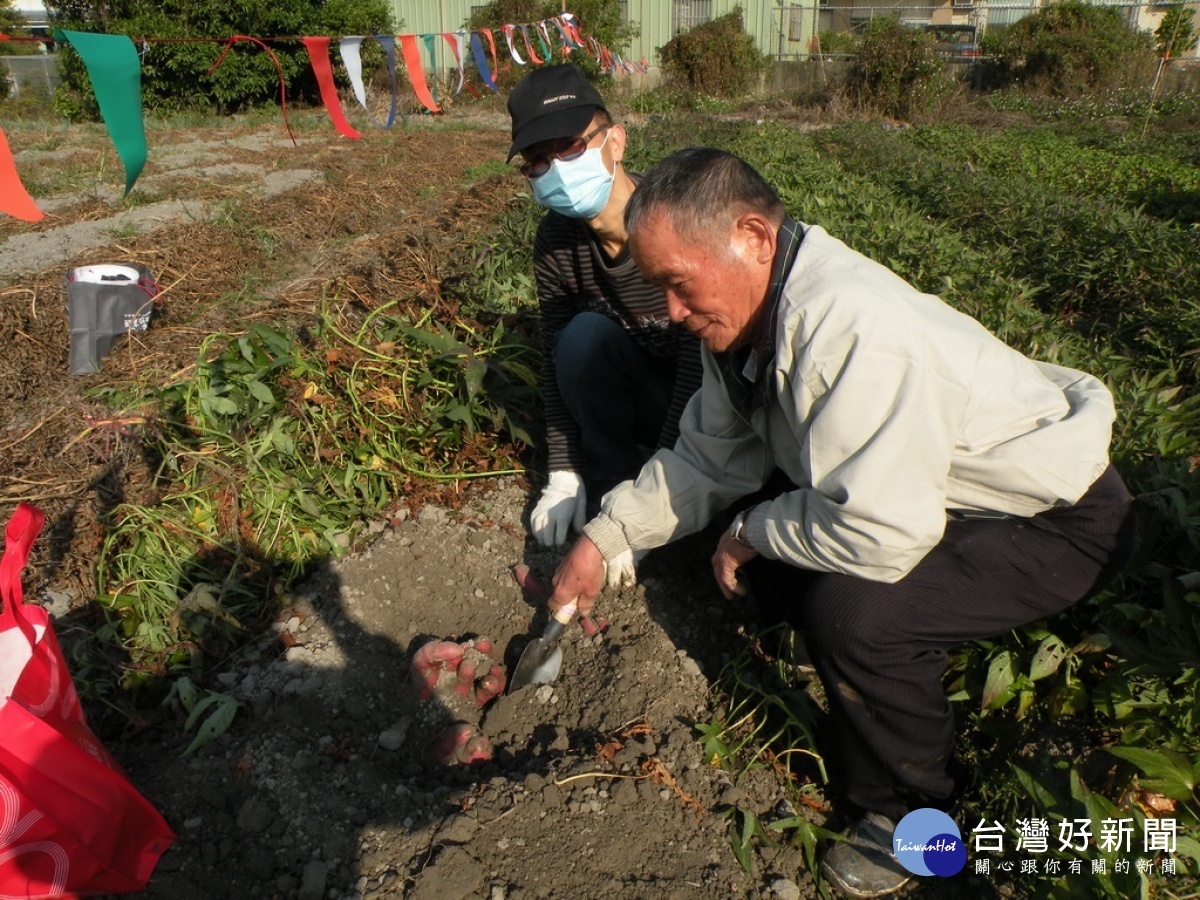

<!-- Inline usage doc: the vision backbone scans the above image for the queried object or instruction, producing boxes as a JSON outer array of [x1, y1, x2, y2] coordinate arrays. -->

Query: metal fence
[[770, 1, 1200, 61], [1, 55, 59, 97]]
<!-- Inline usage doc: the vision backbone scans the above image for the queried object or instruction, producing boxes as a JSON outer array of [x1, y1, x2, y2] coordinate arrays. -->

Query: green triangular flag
[[56, 30, 147, 195]]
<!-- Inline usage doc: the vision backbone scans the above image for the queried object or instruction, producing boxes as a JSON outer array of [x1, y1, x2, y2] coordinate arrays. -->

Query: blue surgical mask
[[531, 132, 614, 219]]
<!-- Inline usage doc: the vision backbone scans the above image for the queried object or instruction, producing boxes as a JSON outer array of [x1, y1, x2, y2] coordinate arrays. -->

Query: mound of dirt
[[114, 478, 816, 900]]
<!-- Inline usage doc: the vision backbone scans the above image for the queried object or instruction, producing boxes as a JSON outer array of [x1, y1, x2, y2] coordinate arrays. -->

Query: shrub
[[627, 86, 676, 115], [0, 79, 59, 116], [1156, 2, 1197, 58], [47, 0, 393, 120], [816, 28, 861, 57], [984, 0, 1155, 96], [844, 17, 947, 119], [658, 7, 769, 98]]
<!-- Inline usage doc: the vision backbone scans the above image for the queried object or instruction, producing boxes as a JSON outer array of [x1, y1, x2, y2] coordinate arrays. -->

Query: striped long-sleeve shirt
[[532, 207, 704, 473]]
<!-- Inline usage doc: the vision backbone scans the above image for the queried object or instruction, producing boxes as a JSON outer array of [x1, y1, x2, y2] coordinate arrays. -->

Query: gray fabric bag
[[65, 264, 159, 376]]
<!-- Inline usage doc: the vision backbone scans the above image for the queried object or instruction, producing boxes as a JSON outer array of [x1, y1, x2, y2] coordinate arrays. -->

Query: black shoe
[[821, 812, 911, 898]]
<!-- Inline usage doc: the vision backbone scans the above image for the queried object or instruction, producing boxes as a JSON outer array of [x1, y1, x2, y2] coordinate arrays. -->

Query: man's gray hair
[[625, 147, 785, 246]]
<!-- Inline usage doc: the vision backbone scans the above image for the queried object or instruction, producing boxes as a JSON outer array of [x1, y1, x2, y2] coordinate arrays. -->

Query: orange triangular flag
[[399, 33, 441, 113], [0, 126, 44, 222]]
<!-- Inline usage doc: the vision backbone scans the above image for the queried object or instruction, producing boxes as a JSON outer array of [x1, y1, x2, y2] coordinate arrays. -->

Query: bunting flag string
[[481, 28, 501, 78], [554, 17, 581, 51], [420, 33, 441, 107], [536, 22, 558, 62], [303, 37, 361, 139], [560, 14, 589, 53], [3, 13, 644, 220], [520, 25, 544, 65], [338, 36, 400, 128], [441, 31, 466, 95], [55, 30, 148, 196], [339, 38, 370, 111], [375, 36, 401, 127], [399, 33, 440, 114], [501, 25, 526, 66], [469, 31, 497, 90]]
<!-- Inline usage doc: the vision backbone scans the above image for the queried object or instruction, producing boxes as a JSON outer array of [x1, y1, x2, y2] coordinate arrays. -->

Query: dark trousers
[[555, 311, 674, 504], [742, 465, 1136, 821]]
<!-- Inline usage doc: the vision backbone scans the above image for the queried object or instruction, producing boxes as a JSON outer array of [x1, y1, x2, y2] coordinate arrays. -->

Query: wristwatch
[[728, 510, 751, 548]]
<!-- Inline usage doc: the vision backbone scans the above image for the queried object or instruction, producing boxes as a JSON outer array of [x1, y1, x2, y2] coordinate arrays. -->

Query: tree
[[983, 0, 1155, 96], [1, 0, 24, 36], [1155, 3, 1197, 58], [46, 0, 393, 119], [1, 0, 42, 57]]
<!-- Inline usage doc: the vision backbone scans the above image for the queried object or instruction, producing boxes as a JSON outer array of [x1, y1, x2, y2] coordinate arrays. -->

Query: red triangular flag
[[302, 37, 362, 139]]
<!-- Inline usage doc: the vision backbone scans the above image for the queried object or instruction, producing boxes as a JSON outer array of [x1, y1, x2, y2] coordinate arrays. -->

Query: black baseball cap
[[506, 64, 607, 162]]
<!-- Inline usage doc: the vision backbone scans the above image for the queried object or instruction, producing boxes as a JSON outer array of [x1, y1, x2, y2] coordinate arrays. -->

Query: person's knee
[[554, 312, 620, 371], [554, 312, 643, 406], [801, 582, 901, 663]]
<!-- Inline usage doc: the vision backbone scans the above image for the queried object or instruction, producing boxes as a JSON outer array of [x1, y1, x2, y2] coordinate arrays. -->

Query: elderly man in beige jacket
[[547, 148, 1135, 898]]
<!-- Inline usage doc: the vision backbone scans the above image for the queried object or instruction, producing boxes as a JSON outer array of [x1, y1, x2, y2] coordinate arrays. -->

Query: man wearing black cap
[[507, 63, 702, 579]]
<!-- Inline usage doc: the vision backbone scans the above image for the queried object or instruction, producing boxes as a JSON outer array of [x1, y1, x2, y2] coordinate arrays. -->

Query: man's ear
[[733, 213, 777, 266], [608, 123, 627, 165]]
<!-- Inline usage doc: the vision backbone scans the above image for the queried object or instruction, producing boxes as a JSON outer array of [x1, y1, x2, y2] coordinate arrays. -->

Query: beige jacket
[[584, 225, 1114, 584]]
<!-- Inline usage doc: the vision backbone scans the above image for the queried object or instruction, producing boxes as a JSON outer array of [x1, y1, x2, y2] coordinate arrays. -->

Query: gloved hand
[[530, 470, 587, 546], [603, 548, 644, 590]]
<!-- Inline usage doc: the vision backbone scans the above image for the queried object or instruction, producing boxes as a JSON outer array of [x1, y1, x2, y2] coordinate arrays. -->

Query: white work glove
[[530, 470, 587, 547], [603, 548, 647, 590]]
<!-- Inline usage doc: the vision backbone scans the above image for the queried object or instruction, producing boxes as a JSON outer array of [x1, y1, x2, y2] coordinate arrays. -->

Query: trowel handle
[[542, 600, 577, 644]]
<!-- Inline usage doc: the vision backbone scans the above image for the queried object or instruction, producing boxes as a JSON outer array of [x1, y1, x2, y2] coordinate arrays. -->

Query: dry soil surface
[[113, 482, 817, 900]]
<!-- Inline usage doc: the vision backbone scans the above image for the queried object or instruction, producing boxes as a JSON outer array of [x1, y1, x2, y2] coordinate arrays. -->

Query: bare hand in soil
[[548, 536, 607, 618], [514, 563, 609, 635]]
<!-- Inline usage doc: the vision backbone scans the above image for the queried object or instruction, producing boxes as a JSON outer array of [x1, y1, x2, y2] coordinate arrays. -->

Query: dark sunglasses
[[518, 125, 610, 179]]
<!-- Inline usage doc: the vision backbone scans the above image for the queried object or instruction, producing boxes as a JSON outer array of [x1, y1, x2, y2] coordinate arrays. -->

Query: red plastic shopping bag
[[0, 503, 175, 899]]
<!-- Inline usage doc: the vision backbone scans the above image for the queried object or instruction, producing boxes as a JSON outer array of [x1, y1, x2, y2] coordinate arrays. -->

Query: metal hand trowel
[[509, 601, 577, 691]]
